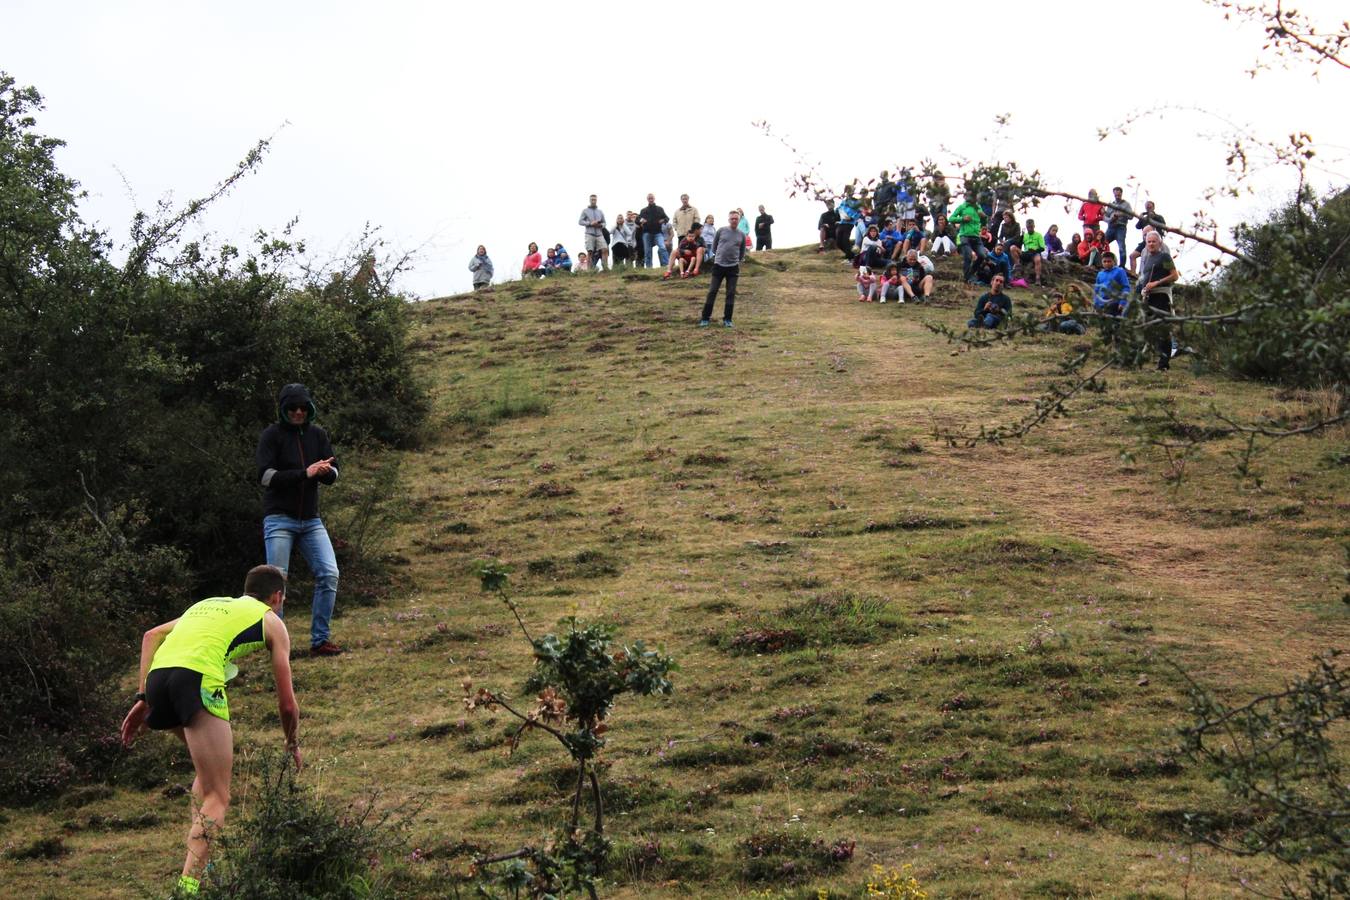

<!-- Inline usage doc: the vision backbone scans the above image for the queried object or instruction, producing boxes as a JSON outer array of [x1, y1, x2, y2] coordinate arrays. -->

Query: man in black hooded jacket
[[255, 384, 343, 656]]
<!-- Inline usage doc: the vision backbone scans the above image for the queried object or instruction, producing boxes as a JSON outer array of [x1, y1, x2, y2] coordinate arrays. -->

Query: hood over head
[[277, 383, 317, 426]]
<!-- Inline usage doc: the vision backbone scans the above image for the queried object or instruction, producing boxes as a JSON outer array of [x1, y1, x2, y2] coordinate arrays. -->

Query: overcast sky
[[4, 0, 1347, 296]]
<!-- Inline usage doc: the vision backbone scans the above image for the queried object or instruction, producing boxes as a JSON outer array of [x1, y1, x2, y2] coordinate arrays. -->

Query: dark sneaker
[[698, 319, 710, 327], [722, 320, 734, 328], [311, 640, 344, 657]]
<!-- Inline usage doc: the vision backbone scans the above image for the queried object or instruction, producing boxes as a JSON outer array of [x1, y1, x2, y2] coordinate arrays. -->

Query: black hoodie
[[256, 384, 339, 519]]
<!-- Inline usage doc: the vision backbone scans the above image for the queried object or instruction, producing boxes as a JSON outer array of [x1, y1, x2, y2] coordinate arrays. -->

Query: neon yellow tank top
[[149, 596, 270, 683]]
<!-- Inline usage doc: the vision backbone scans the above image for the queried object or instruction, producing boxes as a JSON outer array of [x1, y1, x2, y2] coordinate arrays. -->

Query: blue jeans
[[642, 232, 669, 268], [263, 515, 339, 648], [960, 236, 989, 281], [1104, 223, 1127, 265]]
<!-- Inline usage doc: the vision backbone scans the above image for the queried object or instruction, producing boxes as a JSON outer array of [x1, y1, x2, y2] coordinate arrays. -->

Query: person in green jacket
[[1020, 218, 1047, 285], [120, 565, 301, 898], [949, 190, 989, 283]]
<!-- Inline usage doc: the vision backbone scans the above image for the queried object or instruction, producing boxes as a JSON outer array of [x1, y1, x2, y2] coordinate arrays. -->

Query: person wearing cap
[[256, 383, 343, 656], [120, 564, 301, 898]]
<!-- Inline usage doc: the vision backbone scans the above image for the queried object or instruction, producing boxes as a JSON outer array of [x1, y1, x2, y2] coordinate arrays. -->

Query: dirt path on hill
[[758, 258, 1343, 667]]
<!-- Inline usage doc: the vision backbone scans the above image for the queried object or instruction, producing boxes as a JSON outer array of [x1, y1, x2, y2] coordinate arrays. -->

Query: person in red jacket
[[1078, 189, 1105, 235]]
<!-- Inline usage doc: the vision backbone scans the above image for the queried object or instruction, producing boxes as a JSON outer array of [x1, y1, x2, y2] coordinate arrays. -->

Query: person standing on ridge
[[1103, 186, 1133, 273], [754, 205, 774, 250], [120, 564, 301, 898], [578, 194, 607, 272], [950, 190, 988, 283], [672, 194, 701, 245], [256, 383, 343, 656], [637, 193, 669, 268], [817, 198, 840, 252], [469, 245, 493, 292], [699, 209, 746, 328]]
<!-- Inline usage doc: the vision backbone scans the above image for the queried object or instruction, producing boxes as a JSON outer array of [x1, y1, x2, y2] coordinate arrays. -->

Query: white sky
[[4, 0, 1347, 296]]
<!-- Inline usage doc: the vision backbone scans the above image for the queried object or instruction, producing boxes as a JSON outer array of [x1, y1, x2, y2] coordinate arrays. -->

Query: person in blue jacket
[[968, 274, 1013, 329], [1093, 251, 1133, 316]]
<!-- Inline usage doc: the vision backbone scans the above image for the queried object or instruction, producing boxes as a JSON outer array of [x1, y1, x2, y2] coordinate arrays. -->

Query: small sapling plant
[[462, 559, 676, 898]]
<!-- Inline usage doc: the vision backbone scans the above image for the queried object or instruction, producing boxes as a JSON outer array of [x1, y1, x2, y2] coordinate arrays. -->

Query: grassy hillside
[[3, 247, 1346, 898]]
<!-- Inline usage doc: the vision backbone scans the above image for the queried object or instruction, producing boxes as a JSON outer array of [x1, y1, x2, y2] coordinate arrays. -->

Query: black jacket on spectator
[[638, 204, 668, 235], [256, 383, 339, 520]]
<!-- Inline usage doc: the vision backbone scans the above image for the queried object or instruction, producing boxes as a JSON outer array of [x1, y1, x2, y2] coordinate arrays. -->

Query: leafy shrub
[[0, 73, 426, 802], [199, 754, 407, 900], [1196, 187, 1350, 391]]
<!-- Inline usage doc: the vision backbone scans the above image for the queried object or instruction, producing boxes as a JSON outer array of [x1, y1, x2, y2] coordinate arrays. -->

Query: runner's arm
[[137, 618, 178, 693], [264, 612, 301, 766], [120, 618, 177, 746]]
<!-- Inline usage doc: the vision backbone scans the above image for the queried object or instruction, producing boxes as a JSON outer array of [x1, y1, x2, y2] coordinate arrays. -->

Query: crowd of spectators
[[819, 168, 1182, 369], [464, 171, 1182, 369]]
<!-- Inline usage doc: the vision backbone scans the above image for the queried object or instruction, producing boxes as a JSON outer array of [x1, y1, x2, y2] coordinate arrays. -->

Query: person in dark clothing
[[255, 383, 343, 656], [873, 171, 897, 220], [1129, 201, 1168, 273], [700, 210, 746, 327], [1138, 230, 1180, 370], [637, 193, 670, 268], [754, 205, 774, 250], [967, 275, 1012, 329], [817, 199, 840, 252]]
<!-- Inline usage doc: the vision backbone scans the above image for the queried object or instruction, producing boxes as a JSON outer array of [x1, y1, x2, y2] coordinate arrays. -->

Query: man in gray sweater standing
[[578, 194, 607, 272], [700, 210, 746, 328]]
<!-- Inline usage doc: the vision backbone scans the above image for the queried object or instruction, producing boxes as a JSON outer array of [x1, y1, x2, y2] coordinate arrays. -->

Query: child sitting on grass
[[879, 264, 905, 303], [856, 265, 879, 302]]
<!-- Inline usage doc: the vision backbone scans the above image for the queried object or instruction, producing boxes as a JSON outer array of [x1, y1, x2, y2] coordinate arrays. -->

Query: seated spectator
[[1093, 251, 1132, 316], [664, 225, 706, 279], [1077, 229, 1099, 266], [1020, 219, 1046, 286], [859, 224, 888, 269], [1085, 231, 1107, 268], [878, 219, 905, 258], [996, 211, 1022, 266], [968, 274, 1012, 329], [1040, 293, 1086, 334], [1045, 224, 1067, 258], [976, 243, 1013, 285], [521, 241, 542, 278], [1066, 231, 1082, 261], [576, 251, 592, 272], [856, 265, 879, 302], [554, 244, 573, 272], [897, 248, 935, 302], [901, 219, 928, 256], [879, 264, 904, 303], [930, 215, 957, 256], [539, 246, 560, 275]]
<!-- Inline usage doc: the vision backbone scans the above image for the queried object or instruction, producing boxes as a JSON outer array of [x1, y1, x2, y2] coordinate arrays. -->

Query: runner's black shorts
[[145, 667, 209, 730]]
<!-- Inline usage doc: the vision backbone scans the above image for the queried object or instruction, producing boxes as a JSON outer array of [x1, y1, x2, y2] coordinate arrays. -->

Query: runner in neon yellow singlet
[[121, 565, 301, 898]]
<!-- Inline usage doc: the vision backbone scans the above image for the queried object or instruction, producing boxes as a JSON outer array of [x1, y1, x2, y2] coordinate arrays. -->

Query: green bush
[[1197, 187, 1350, 391], [199, 754, 408, 900], [0, 73, 426, 801]]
